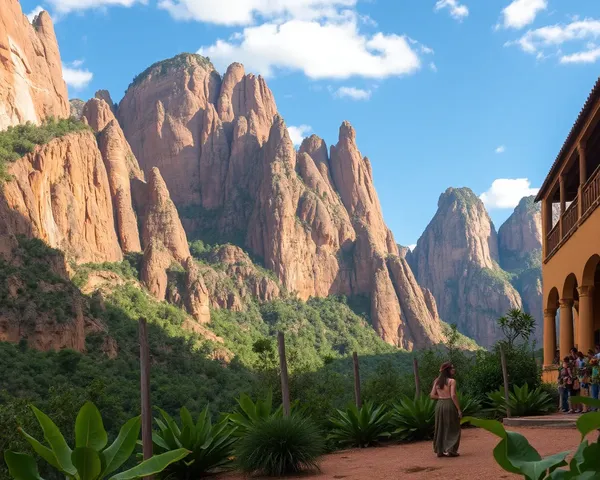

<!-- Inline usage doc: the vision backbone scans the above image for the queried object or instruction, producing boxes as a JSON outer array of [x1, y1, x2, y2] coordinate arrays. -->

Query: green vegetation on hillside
[[0, 118, 89, 183], [128, 53, 214, 90]]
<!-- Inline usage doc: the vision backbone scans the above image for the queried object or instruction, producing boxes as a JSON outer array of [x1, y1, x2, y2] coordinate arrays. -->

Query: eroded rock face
[[119, 55, 446, 349], [0, 131, 123, 263], [141, 240, 172, 300], [184, 257, 210, 324], [409, 188, 523, 347], [0, 2, 69, 129]]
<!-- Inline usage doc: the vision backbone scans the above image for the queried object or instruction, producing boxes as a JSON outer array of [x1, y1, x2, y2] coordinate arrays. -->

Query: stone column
[[578, 286, 594, 354], [543, 308, 557, 366], [559, 298, 574, 360]]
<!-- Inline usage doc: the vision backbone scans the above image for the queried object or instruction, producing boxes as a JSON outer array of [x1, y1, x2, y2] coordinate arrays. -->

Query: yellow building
[[536, 77, 600, 382]]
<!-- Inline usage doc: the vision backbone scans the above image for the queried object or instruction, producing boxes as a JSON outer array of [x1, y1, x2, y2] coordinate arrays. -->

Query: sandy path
[[223, 427, 585, 479]]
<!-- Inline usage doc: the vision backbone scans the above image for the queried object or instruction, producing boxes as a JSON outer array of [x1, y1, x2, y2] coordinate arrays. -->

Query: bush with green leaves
[[327, 402, 391, 448], [152, 406, 236, 478], [235, 415, 324, 476], [485, 384, 555, 419], [226, 392, 283, 436], [457, 392, 482, 420], [389, 395, 435, 441], [464, 396, 600, 479], [4, 401, 188, 480]]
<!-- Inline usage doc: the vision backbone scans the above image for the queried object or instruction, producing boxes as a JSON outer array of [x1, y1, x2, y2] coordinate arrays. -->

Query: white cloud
[[434, 0, 469, 21], [334, 86, 372, 100], [408, 244, 417, 251], [158, 0, 356, 25], [45, 0, 145, 14], [288, 125, 312, 146], [480, 178, 539, 209], [199, 15, 424, 79], [508, 18, 600, 63], [26, 6, 44, 22], [560, 46, 600, 64], [500, 0, 547, 30], [429, 61, 438, 72], [62, 61, 93, 89], [495, 145, 506, 154]]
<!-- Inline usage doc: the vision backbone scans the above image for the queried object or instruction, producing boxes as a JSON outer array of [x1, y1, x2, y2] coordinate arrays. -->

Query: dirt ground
[[223, 426, 586, 479]]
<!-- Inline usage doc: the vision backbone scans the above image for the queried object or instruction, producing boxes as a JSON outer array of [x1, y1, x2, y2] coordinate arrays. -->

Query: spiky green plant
[[389, 394, 436, 441], [327, 402, 391, 448], [457, 392, 482, 420], [235, 415, 324, 476], [485, 384, 554, 419], [226, 391, 283, 436], [152, 406, 236, 478], [4, 401, 188, 480]]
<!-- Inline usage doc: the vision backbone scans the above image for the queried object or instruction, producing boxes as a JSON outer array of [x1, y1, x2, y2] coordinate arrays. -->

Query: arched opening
[[547, 287, 559, 311], [581, 255, 600, 352], [559, 274, 578, 358]]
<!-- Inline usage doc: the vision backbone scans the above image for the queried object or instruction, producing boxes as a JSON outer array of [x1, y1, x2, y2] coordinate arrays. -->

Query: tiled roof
[[535, 76, 600, 202]]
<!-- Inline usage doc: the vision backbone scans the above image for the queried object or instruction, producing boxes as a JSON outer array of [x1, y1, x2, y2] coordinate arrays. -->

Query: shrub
[[362, 359, 415, 407], [485, 384, 555, 419], [328, 402, 391, 448], [457, 392, 482, 420], [235, 415, 324, 476], [0, 118, 89, 183], [389, 395, 435, 441], [152, 406, 236, 478], [4, 401, 188, 480], [227, 391, 283, 436], [463, 396, 600, 478]]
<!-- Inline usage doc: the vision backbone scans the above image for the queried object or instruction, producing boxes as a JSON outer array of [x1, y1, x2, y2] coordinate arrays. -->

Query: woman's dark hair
[[577, 351, 585, 359], [563, 356, 571, 363], [436, 362, 454, 389]]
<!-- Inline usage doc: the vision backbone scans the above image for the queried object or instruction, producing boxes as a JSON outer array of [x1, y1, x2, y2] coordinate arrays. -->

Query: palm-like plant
[[4, 402, 188, 480], [485, 384, 554, 418], [389, 395, 435, 441], [152, 406, 236, 478], [327, 402, 391, 448], [226, 391, 283, 436], [236, 415, 324, 476], [457, 392, 482, 420]]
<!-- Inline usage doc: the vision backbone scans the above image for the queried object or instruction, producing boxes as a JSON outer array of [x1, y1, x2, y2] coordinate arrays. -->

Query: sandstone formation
[[83, 98, 144, 253], [0, 2, 69, 129], [0, 131, 123, 263], [118, 55, 447, 349], [408, 188, 523, 347], [69, 99, 85, 119], [183, 256, 211, 324]]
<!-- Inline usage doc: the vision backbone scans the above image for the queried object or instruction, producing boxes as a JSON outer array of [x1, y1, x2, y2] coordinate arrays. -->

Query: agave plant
[[4, 401, 188, 480], [463, 396, 600, 479], [486, 384, 554, 418], [389, 395, 435, 441], [327, 402, 391, 448], [226, 391, 283, 436], [152, 406, 236, 478], [457, 392, 482, 421], [236, 415, 324, 476]]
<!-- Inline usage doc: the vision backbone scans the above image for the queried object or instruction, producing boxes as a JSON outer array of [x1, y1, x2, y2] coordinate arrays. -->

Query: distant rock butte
[[408, 187, 525, 347], [0, 1, 69, 129], [118, 56, 448, 349]]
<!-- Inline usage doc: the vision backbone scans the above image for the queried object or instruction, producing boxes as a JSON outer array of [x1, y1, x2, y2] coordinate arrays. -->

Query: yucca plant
[[226, 391, 283, 436], [152, 406, 236, 479], [457, 392, 482, 421], [4, 401, 188, 480], [389, 394, 435, 441], [485, 384, 554, 418], [327, 402, 391, 448], [236, 415, 324, 476]]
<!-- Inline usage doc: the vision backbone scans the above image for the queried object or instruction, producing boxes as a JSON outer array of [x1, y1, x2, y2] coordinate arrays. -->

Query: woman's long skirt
[[433, 398, 461, 455]]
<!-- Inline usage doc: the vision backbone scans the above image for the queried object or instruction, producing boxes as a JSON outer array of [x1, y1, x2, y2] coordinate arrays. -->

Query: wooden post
[[277, 331, 291, 416], [352, 352, 362, 408], [413, 358, 421, 399], [500, 345, 511, 418], [139, 318, 153, 470]]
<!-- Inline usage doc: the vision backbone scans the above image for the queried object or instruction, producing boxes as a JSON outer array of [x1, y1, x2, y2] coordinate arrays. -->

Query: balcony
[[545, 164, 600, 260]]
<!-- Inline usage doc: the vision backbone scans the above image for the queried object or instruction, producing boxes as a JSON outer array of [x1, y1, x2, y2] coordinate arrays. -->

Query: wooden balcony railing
[[547, 223, 560, 255], [582, 164, 600, 214], [546, 164, 600, 260], [563, 198, 578, 236]]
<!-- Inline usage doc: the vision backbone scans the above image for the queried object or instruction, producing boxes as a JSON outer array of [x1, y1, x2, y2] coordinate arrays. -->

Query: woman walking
[[430, 362, 462, 457]]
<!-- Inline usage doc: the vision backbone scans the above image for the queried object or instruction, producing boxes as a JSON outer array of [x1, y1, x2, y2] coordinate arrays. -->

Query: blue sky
[[20, 0, 600, 248]]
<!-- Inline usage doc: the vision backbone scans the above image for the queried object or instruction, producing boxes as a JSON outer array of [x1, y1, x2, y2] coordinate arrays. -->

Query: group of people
[[557, 345, 600, 413]]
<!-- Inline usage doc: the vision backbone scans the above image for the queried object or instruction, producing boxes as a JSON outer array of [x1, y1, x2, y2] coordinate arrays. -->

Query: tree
[[497, 308, 535, 349]]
